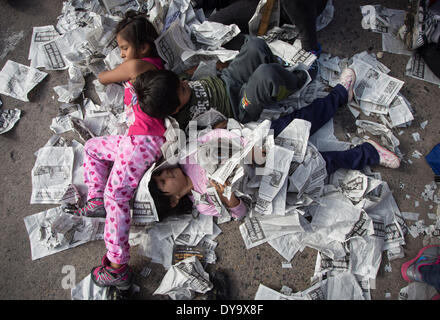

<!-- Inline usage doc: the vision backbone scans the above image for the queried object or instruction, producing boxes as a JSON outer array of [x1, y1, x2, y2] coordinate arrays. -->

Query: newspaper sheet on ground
[[153, 255, 213, 300], [71, 274, 108, 300], [53, 65, 85, 103], [0, 60, 48, 102], [275, 118, 310, 163], [255, 145, 294, 214], [50, 103, 83, 134], [388, 94, 414, 127], [23, 206, 105, 260], [28, 25, 67, 70], [405, 52, 440, 85], [350, 58, 404, 107], [239, 214, 303, 249], [31, 146, 74, 204], [0, 108, 21, 134]]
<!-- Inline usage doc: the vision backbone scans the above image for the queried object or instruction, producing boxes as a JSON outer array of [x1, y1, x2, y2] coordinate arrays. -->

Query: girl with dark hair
[[65, 11, 171, 291], [98, 10, 162, 85], [149, 129, 249, 221]]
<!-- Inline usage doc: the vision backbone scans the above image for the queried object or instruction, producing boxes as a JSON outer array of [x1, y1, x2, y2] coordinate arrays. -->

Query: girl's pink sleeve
[[228, 199, 247, 219]]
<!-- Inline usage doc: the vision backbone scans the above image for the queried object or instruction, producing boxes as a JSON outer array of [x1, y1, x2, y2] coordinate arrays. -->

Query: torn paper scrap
[[153, 255, 213, 300], [0, 108, 21, 134], [0, 60, 48, 102]]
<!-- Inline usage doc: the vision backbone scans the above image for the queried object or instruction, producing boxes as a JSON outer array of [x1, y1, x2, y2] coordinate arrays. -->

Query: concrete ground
[[0, 0, 439, 300]]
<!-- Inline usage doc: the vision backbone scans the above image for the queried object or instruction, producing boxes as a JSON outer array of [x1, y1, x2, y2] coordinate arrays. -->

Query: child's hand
[[209, 180, 240, 208]]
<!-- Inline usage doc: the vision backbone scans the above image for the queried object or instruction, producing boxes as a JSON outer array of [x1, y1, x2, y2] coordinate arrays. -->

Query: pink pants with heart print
[[83, 134, 165, 265]]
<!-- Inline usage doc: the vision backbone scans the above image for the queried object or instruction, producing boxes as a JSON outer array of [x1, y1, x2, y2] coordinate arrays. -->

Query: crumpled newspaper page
[[53, 65, 85, 103], [139, 213, 221, 270], [101, 0, 140, 17], [268, 39, 316, 69], [0, 108, 21, 134], [131, 163, 160, 225], [255, 272, 365, 300], [405, 51, 440, 86], [153, 255, 213, 300], [30, 146, 74, 204], [23, 206, 105, 260], [399, 281, 439, 300], [350, 58, 404, 107], [50, 103, 83, 134], [239, 214, 303, 249], [28, 25, 67, 70], [71, 274, 108, 300], [162, 0, 204, 33], [0, 60, 48, 102], [388, 93, 414, 127], [190, 21, 240, 48]]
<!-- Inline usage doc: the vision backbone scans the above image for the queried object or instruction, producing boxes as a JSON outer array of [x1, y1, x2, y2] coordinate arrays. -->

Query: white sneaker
[[366, 140, 400, 169], [338, 68, 356, 102]]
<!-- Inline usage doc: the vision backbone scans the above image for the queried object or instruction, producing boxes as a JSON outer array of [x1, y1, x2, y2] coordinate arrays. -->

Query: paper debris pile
[[13, 0, 438, 301]]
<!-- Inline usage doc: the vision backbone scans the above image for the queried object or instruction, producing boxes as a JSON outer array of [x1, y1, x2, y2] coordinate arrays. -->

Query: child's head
[[148, 167, 193, 221], [134, 70, 191, 118], [115, 10, 159, 60]]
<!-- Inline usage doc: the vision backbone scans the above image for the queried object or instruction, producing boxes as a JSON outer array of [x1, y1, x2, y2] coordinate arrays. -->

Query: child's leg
[[104, 135, 164, 266], [237, 63, 308, 122], [83, 136, 123, 200], [222, 36, 277, 86], [271, 84, 348, 136], [320, 142, 380, 175]]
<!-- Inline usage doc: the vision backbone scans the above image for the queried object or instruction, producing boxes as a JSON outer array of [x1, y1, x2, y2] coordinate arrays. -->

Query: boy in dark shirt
[[135, 36, 308, 130]]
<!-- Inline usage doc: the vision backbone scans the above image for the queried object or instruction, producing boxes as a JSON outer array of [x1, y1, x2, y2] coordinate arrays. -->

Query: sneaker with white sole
[[91, 255, 133, 290], [366, 140, 400, 169], [337, 68, 356, 102], [401, 245, 440, 283]]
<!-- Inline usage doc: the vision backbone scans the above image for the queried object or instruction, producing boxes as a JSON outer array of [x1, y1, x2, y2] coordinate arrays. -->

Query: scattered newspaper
[[0, 108, 21, 134], [28, 25, 67, 70], [239, 214, 303, 249], [131, 163, 160, 225], [350, 58, 404, 107], [190, 21, 240, 48], [405, 52, 440, 86], [268, 39, 316, 69], [50, 103, 83, 134], [23, 206, 105, 260], [30, 146, 74, 204], [153, 255, 213, 300], [0, 60, 48, 102]]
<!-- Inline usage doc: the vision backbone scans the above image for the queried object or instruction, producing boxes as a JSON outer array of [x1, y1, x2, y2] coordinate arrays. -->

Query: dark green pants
[[221, 36, 304, 123]]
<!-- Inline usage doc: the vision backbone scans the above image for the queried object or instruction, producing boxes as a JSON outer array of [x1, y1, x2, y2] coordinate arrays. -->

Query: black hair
[[148, 172, 193, 221], [115, 10, 159, 57], [133, 69, 181, 118]]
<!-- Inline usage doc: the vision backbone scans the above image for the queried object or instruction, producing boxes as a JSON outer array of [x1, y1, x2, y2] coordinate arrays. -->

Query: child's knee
[[244, 36, 270, 53]]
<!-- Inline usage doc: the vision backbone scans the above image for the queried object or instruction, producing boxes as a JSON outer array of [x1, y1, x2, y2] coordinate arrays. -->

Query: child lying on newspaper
[[134, 36, 308, 126], [148, 121, 401, 220], [149, 128, 249, 220]]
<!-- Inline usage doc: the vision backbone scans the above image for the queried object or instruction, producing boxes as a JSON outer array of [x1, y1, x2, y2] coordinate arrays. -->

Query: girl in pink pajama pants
[[83, 134, 164, 264]]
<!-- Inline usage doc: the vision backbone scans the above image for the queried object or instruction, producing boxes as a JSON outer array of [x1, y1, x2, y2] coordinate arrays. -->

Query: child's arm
[[98, 59, 158, 85]]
